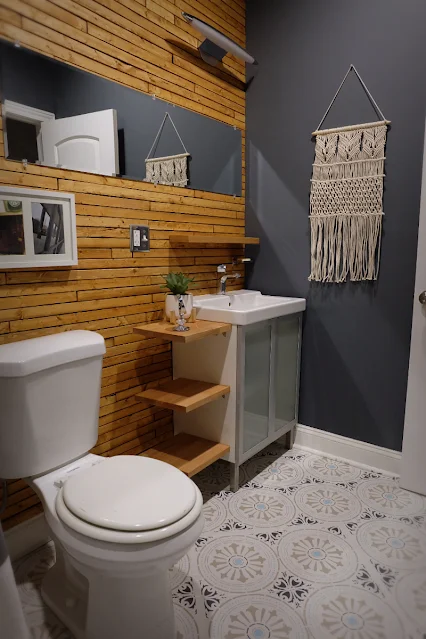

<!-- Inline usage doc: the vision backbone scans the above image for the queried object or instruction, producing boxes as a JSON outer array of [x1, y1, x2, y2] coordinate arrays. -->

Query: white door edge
[[400, 117, 426, 495]]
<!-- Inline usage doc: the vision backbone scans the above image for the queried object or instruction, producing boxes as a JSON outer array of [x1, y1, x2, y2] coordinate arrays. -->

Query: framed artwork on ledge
[[0, 187, 77, 268]]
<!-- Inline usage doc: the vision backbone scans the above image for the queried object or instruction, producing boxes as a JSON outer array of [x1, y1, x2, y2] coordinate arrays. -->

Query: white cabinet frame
[[173, 312, 303, 492], [231, 315, 303, 490]]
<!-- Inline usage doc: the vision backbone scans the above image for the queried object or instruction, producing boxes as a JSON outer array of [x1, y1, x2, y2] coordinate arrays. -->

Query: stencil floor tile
[[12, 446, 426, 638]]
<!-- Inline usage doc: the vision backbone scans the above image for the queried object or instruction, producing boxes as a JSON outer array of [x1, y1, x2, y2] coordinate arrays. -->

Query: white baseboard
[[4, 514, 50, 562], [294, 424, 401, 476]]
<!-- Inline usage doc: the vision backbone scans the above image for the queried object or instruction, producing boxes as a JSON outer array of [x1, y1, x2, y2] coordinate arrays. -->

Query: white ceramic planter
[[164, 294, 193, 320]]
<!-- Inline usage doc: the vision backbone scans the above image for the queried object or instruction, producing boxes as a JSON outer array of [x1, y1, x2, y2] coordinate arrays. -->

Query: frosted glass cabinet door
[[243, 323, 271, 453], [275, 315, 300, 431]]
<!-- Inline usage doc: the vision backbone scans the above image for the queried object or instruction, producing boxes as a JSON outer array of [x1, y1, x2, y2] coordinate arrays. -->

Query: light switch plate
[[130, 225, 150, 252]]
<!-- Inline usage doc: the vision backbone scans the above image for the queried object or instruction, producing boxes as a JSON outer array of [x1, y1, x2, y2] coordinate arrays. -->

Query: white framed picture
[[0, 186, 77, 268]]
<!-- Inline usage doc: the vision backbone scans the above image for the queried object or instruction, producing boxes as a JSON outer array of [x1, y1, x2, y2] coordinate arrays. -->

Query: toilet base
[[41, 542, 88, 639], [41, 565, 86, 639], [41, 542, 176, 639], [31, 468, 204, 639]]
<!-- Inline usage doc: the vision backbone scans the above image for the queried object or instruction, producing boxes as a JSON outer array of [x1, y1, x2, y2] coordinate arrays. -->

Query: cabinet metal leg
[[229, 463, 240, 492], [285, 427, 295, 450]]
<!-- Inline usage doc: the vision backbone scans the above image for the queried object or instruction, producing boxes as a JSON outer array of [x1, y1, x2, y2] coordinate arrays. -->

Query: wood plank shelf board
[[169, 233, 260, 245], [136, 378, 230, 412], [142, 433, 230, 477], [133, 319, 231, 342]]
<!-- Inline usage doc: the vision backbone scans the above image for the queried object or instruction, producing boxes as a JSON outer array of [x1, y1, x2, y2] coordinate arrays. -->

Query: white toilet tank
[[0, 331, 106, 479]]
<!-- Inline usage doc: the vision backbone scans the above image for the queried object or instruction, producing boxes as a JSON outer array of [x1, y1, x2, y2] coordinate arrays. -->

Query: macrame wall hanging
[[309, 65, 391, 283], [145, 112, 190, 187]]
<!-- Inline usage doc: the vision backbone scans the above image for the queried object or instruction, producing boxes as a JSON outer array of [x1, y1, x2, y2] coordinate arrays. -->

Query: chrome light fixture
[[182, 12, 258, 67]]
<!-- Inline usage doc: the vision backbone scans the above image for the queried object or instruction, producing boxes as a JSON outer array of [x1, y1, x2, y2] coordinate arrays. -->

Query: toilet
[[0, 331, 204, 639]]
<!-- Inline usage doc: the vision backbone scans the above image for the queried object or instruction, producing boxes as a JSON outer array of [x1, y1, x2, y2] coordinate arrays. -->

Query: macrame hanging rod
[[146, 112, 189, 159], [312, 65, 391, 136]]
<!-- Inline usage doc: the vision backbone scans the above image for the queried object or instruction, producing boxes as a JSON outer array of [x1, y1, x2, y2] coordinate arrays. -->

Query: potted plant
[[162, 272, 195, 320]]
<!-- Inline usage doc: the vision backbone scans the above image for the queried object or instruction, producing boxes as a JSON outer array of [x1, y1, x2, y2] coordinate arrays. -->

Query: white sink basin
[[194, 290, 306, 326]]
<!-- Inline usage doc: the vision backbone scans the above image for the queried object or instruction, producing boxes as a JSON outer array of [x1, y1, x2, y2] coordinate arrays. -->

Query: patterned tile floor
[[13, 442, 426, 638]]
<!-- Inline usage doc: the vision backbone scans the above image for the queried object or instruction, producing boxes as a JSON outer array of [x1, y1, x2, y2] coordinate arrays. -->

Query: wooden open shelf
[[133, 319, 231, 343], [136, 377, 230, 413], [169, 233, 260, 245], [142, 433, 230, 477]]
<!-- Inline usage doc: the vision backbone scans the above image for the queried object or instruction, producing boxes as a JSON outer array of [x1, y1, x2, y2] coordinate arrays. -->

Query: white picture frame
[[0, 186, 77, 268]]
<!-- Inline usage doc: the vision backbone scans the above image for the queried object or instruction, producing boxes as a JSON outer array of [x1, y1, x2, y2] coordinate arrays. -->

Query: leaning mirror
[[0, 40, 242, 196]]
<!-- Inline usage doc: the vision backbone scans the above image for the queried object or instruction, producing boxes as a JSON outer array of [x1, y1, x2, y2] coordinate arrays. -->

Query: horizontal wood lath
[[0, 0, 245, 530]]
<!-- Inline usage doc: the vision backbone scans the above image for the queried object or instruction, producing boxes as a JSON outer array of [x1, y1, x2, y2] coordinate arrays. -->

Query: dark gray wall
[[246, 0, 426, 451], [0, 45, 58, 113], [0, 43, 241, 196]]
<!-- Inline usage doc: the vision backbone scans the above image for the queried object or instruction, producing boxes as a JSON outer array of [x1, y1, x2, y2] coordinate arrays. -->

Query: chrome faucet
[[217, 264, 241, 295]]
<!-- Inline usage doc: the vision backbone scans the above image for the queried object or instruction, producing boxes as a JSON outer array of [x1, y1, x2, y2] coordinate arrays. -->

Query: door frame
[[400, 118, 426, 494], [2, 100, 55, 164]]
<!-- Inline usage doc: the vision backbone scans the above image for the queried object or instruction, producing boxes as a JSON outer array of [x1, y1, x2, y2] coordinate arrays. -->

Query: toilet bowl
[[0, 331, 205, 639], [32, 454, 204, 639]]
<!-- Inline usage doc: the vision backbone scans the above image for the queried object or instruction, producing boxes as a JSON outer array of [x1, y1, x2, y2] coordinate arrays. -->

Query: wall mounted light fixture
[[182, 12, 258, 68]]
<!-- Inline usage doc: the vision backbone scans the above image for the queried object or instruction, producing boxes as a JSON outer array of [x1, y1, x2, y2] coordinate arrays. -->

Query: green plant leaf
[[161, 271, 194, 295]]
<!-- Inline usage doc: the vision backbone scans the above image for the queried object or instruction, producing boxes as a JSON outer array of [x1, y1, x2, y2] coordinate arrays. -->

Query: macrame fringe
[[309, 213, 383, 282], [309, 122, 387, 283], [145, 112, 190, 187], [145, 152, 189, 187]]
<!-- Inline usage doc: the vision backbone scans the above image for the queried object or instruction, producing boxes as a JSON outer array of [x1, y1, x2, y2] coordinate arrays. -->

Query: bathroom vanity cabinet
[[173, 313, 303, 490], [134, 289, 305, 490]]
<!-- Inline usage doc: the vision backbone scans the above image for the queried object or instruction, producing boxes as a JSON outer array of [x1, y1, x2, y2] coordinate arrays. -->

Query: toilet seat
[[56, 456, 203, 544], [62, 455, 197, 531]]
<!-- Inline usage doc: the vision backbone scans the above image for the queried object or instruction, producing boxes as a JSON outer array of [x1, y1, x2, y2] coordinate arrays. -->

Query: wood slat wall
[[0, 0, 246, 530]]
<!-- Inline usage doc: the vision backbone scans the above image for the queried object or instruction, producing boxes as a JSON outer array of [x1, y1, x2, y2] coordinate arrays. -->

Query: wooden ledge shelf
[[169, 233, 260, 245], [136, 378, 230, 413], [133, 319, 231, 343], [142, 433, 230, 477]]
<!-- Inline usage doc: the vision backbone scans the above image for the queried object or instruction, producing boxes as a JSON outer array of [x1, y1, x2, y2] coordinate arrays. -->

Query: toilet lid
[[62, 456, 197, 532]]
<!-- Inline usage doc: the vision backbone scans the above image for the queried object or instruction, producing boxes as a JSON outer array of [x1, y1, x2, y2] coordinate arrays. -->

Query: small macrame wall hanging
[[309, 65, 390, 283], [145, 112, 190, 187]]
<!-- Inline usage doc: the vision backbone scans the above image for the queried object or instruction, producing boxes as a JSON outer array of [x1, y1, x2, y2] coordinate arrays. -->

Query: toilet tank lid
[[0, 331, 106, 377]]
